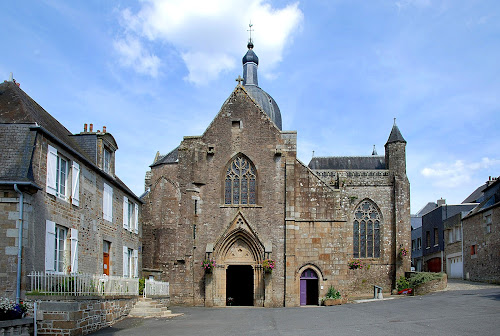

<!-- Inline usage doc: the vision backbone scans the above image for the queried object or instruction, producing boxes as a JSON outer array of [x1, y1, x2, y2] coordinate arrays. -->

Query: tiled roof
[[308, 156, 386, 170]]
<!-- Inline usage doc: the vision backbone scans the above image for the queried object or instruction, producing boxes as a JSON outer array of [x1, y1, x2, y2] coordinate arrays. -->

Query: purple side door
[[300, 279, 307, 306]]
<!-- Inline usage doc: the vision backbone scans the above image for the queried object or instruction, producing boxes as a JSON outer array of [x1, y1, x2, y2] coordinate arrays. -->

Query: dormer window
[[104, 148, 111, 174]]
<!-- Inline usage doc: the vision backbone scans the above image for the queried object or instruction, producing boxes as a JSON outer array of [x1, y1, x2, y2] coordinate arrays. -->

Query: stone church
[[141, 40, 411, 307]]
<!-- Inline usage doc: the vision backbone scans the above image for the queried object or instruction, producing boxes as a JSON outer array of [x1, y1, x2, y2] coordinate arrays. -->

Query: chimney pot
[[90, 124, 93, 132], [84, 123, 88, 132], [103, 126, 106, 133]]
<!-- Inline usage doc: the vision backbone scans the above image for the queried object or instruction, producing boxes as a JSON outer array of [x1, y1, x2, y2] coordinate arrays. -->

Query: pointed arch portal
[[211, 214, 265, 307]]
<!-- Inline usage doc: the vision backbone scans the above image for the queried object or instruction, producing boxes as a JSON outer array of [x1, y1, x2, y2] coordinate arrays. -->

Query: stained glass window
[[224, 155, 257, 205], [353, 200, 381, 258]]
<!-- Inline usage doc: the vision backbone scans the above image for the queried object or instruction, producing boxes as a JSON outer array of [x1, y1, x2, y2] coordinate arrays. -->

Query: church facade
[[141, 42, 411, 307]]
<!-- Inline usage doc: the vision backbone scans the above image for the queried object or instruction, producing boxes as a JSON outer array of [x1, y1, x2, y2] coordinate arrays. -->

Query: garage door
[[447, 256, 463, 279]]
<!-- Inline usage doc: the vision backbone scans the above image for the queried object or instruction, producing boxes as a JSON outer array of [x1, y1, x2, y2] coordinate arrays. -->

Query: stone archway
[[209, 214, 265, 307]]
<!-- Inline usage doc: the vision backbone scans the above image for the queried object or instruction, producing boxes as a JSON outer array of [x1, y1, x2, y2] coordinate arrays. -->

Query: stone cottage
[[141, 41, 411, 307]]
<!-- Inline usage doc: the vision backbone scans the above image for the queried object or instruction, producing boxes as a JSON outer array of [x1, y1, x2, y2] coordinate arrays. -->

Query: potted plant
[[348, 259, 369, 270], [202, 258, 216, 274], [322, 286, 343, 306], [398, 247, 408, 258], [262, 259, 275, 274]]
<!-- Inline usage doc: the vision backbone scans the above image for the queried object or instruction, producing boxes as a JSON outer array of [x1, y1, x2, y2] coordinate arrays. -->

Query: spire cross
[[247, 22, 254, 42], [236, 75, 244, 85]]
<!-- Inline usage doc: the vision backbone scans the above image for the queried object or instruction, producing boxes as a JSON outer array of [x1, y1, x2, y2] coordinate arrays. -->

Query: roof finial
[[312, 150, 315, 158], [372, 145, 378, 156], [247, 22, 254, 49], [393, 117, 397, 126]]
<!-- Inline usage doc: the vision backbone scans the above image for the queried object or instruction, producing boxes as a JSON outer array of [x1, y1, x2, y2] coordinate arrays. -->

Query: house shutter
[[133, 249, 139, 278], [45, 220, 56, 272], [123, 196, 129, 230], [71, 162, 80, 207], [123, 246, 129, 277], [103, 183, 113, 222], [134, 203, 139, 234], [46, 145, 58, 196], [70, 228, 78, 273]]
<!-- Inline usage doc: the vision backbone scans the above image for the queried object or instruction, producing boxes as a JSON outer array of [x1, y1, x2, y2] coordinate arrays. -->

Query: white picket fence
[[144, 279, 169, 297], [28, 272, 139, 296]]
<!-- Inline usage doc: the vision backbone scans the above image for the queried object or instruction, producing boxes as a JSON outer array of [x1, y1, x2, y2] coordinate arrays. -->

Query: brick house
[[141, 42, 411, 307], [462, 177, 500, 283], [0, 80, 142, 302]]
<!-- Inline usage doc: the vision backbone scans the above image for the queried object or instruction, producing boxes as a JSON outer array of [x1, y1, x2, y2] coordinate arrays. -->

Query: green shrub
[[325, 286, 341, 300], [139, 278, 145, 295], [408, 272, 444, 288], [397, 275, 410, 291]]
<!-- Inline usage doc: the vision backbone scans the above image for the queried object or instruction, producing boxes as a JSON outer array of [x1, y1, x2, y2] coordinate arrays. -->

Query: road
[[92, 284, 500, 336]]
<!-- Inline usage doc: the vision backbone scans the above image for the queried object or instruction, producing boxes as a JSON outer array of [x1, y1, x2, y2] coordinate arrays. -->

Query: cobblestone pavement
[[445, 279, 500, 291]]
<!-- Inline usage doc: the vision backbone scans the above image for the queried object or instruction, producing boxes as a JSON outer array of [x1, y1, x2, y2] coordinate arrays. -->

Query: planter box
[[322, 298, 343, 306]]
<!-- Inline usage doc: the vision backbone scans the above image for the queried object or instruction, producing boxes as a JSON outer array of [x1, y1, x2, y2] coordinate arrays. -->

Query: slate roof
[[0, 124, 36, 184], [243, 85, 282, 130], [386, 123, 406, 144], [151, 146, 179, 167], [0, 81, 141, 201], [308, 156, 386, 170], [0, 81, 89, 159], [462, 182, 488, 204]]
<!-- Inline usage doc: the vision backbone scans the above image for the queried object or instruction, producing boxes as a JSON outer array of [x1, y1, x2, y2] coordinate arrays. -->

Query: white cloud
[[114, 0, 303, 84], [421, 157, 500, 188], [113, 35, 161, 77]]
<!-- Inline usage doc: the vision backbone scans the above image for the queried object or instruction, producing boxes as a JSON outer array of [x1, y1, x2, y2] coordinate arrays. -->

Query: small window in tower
[[232, 120, 241, 129]]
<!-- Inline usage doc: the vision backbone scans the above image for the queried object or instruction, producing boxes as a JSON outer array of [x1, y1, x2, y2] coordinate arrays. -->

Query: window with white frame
[[122, 246, 138, 278], [484, 213, 492, 234], [103, 183, 113, 222], [455, 227, 461, 241], [448, 229, 453, 244], [123, 196, 138, 233], [46, 144, 80, 206], [417, 237, 422, 249], [45, 220, 78, 273], [103, 148, 111, 174]]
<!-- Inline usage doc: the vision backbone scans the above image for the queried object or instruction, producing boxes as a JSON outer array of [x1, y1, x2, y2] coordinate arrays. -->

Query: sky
[[1, 0, 499, 213]]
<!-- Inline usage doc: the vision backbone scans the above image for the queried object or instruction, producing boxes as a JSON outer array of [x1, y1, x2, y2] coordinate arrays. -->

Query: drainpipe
[[13, 184, 24, 305]]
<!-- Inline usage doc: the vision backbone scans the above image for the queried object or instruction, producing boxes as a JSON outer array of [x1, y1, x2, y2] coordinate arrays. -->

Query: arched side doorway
[[300, 269, 319, 306]]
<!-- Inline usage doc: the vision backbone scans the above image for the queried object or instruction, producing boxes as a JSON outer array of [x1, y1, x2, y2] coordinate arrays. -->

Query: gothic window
[[224, 154, 257, 205], [353, 200, 381, 258]]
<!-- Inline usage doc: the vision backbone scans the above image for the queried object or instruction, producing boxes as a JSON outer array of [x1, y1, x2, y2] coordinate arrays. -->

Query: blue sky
[[1, 0, 499, 213]]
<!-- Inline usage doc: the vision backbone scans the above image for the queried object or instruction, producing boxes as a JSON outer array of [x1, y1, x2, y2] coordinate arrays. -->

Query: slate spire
[[386, 118, 406, 144]]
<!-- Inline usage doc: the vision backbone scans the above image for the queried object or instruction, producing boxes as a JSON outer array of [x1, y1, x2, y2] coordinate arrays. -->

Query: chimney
[[437, 198, 446, 207], [84, 123, 88, 132], [103, 126, 106, 133], [90, 124, 93, 132]]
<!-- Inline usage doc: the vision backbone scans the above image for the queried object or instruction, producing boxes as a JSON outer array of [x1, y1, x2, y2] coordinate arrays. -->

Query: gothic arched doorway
[[300, 269, 319, 306], [226, 264, 254, 306], [210, 214, 265, 307]]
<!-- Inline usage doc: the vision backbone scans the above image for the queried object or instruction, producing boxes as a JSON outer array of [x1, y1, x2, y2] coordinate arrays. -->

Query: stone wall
[[463, 204, 500, 283], [35, 296, 137, 336], [413, 273, 447, 295]]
